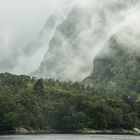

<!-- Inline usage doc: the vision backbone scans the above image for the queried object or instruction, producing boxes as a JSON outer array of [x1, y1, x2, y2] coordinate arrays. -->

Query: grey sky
[[0, 0, 65, 74], [0, 0, 65, 44]]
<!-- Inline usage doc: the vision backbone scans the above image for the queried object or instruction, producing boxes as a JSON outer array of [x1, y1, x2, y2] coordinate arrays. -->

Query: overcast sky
[[0, 0, 65, 44], [0, 0, 65, 74]]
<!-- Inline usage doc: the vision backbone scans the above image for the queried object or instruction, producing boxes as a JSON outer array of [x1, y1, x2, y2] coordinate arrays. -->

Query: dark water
[[0, 134, 140, 140]]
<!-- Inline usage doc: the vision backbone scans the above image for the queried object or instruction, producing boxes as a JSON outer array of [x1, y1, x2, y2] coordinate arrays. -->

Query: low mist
[[0, 0, 65, 74], [0, 0, 140, 81], [35, 0, 140, 81]]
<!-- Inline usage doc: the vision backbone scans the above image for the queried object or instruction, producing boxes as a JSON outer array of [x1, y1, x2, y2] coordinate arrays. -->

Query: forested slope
[[0, 73, 140, 134]]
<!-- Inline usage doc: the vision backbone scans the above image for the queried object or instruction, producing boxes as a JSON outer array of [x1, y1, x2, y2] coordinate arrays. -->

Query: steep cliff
[[84, 35, 140, 93], [35, 0, 139, 81]]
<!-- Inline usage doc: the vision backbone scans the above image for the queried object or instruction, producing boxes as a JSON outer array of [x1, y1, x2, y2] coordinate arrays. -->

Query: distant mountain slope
[[34, 0, 139, 81], [84, 34, 140, 93]]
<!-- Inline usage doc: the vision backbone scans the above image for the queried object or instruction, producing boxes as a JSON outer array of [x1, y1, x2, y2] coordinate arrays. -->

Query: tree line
[[0, 73, 140, 133]]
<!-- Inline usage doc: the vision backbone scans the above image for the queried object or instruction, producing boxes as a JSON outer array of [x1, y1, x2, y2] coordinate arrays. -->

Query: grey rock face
[[35, 0, 140, 81]]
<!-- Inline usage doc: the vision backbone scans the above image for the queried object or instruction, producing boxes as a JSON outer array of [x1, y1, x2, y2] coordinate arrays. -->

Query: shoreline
[[1, 128, 140, 135], [76, 129, 140, 135]]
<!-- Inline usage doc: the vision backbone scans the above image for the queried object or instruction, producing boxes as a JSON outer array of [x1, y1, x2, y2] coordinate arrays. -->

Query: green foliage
[[0, 73, 140, 133], [33, 79, 45, 97], [84, 39, 140, 95]]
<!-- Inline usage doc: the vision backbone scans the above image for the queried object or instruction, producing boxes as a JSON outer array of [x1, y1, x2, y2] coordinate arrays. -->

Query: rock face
[[34, 0, 140, 82], [15, 127, 51, 134], [84, 6, 140, 93], [34, 0, 140, 81], [85, 35, 140, 93], [35, 7, 94, 81]]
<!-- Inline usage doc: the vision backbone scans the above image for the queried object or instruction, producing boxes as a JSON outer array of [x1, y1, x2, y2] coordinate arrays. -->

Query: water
[[0, 134, 140, 140]]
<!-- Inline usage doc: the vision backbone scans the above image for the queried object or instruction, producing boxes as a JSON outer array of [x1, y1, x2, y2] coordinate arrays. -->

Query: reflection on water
[[0, 134, 140, 140]]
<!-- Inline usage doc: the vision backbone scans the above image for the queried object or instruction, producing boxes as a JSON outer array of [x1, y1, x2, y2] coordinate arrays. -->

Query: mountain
[[34, 0, 139, 81], [84, 32, 140, 93]]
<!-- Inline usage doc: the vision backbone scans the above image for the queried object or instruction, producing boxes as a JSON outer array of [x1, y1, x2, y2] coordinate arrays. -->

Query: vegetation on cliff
[[0, 73, 140, 133]]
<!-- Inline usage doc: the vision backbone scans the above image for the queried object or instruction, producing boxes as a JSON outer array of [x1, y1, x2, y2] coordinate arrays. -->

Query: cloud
[[0, 0, 65, 74], [0, 0, 140, 80], [35, 0, 140, 81]]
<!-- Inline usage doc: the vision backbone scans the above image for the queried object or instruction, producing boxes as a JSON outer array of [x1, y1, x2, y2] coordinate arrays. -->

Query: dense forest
[[0, 72, 140, 134]]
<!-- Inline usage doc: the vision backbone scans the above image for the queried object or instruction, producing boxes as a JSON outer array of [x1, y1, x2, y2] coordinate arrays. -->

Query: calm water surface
[[0, 134, 140, 140]]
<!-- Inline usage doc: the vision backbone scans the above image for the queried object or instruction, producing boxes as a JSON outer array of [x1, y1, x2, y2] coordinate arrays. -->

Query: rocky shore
[[77, 128, 140, 135], [1, 127, 139, 135]]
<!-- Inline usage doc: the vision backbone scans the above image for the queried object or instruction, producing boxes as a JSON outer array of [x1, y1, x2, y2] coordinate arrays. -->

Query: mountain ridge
[[34, 0, 140, 82]]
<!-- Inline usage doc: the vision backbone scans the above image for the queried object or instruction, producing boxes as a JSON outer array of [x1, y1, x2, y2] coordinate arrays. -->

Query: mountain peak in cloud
[[33, 0, 140, 81]]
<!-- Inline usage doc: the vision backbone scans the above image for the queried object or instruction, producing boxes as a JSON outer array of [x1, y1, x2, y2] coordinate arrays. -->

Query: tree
[[33, 79, 45, 96]]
